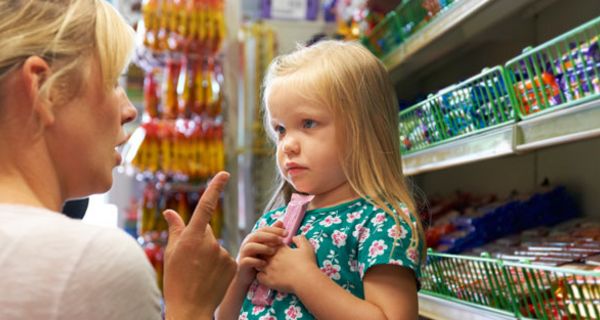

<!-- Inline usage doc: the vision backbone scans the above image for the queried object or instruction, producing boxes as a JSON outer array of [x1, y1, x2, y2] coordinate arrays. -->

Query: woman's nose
[[117, 86, 138, 125]]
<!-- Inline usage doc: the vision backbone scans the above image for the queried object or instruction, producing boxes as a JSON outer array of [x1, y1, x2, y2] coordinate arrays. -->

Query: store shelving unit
[[403, 99, 600, 175], [517, 99, 600, 152], [381, 0, 600, 318], [402, 123, 514, 175], [419, 293, 516, 320], [383, 0, 543, 84]]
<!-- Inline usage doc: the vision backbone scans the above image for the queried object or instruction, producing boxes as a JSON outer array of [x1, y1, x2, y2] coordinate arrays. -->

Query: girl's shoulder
[[360, 199, 412, 218]]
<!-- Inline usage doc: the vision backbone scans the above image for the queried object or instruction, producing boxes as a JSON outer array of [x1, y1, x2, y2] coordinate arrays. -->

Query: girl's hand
[[256, 235, 318, 294], [236, 220, 287, 286]]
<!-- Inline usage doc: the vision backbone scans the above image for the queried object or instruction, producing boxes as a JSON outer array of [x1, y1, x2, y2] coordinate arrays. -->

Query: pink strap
[[251, 193, 314, 306]]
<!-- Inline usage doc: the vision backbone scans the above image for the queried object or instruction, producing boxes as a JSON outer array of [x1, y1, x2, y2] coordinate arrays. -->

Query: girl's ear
[[21, 56, 55, 126]]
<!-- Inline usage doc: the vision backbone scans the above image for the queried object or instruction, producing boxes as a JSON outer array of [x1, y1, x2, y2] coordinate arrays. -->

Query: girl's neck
[[307, 182, 359, 210]]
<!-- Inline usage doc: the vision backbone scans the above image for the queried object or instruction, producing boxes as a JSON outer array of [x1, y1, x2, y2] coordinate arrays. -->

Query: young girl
[[217, 40, 425, 320]]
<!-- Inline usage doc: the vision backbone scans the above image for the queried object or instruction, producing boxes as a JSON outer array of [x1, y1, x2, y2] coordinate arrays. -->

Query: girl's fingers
[[240, 242, 278, 258], [258, 226, 288, 237], [239, 257, 268, 271], [245, 231, 286, 246], [272, 220, 284, 228]]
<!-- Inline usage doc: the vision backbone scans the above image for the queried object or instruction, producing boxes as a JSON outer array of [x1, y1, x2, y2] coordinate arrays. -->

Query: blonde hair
[[0, 0, 134, 102], [263, 40, 425, 262]]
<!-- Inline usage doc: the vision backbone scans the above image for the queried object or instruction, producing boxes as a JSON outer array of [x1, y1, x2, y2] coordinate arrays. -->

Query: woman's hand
[[162, 172, 237, 320]]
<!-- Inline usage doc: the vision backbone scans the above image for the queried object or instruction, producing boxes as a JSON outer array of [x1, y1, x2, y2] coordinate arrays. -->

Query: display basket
[[504, 16, 600, 119], [422, 250, 600, 319], [361, 11, 404, 59], [399, 66, 516, 154]]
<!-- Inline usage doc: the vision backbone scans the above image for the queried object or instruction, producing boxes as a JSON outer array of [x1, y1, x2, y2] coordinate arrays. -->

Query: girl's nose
[[282, 135, 300, 155]]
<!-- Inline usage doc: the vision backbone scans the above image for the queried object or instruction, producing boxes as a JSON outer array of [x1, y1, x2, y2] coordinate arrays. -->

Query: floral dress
[[239, 198, 422, 320]]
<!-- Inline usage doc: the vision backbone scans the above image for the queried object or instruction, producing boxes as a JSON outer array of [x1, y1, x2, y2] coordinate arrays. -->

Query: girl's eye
[[302, 119, 316, 129], [274, 125, 286, 136]]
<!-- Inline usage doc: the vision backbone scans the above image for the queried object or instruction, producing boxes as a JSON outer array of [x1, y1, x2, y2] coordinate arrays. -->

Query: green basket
[[505, 16, 600, 119], [399, 94, 447, 154], [395, 0, 457, 39], [399, 66, 516, 154], [362, 0, 459, 58], [361, 11, 404, 59], [422, 251, 600, 319], [395, 0, 429, 38], [435, 66, 517, 140]]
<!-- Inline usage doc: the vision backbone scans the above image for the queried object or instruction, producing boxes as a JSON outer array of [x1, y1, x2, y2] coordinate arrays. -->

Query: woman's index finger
[[188, 171, 230, 232]]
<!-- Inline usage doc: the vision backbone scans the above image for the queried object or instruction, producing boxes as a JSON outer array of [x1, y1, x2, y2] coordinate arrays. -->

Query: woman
[[0, 0, 235, 319]]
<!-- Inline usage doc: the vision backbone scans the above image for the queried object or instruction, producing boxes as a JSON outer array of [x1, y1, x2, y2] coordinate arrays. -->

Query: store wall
[[413, 137, 600, 218]]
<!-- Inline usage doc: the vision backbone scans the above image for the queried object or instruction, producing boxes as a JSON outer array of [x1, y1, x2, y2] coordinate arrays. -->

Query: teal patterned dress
[[239, 198, 423, 320]]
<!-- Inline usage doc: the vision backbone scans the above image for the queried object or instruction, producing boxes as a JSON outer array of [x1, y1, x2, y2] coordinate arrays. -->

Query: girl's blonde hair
[[263, 40, 424, 262], [0, 0, 134, 102]]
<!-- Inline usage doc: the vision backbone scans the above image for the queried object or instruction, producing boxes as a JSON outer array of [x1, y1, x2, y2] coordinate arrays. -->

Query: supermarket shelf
[[419, 293, 516, 320], [402, 124, 515, 176], [403, 99, 600, 175], [516, 99, 600, 152], [384, 0, 540, 84]]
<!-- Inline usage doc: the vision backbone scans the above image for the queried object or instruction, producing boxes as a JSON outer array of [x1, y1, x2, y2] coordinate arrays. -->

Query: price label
[[271, 0, 308, 20]]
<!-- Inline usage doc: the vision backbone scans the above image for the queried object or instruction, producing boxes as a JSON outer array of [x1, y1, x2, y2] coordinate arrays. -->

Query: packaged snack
[[585, 254, 600, 266], [514, 71, 562, 114]]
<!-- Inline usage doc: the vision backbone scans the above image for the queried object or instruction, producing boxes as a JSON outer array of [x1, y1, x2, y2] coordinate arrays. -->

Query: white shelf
[[419, 293, 516, 320], [516, 98, 600, 152], [384, 0, 542, 84], [402, 124, 515, 176], [402, 99, 600, 176]]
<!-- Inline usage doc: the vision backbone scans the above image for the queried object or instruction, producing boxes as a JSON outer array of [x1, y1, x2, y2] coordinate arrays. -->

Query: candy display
[[399, 100, 445, 153], [132, 120, 224, 179], [132, 0, 227, 288], [423, 230, 600, 319], [423, 185, 579, 254], [139, 183, 223, 237], [360, 11, 403, 58], [142, 57, 223, 120], [138, 181, 224, 290], [555, 37, 600, 103], [141, 0, 225, 54], [505, 17, 600, 118], [420, 180, 600, 319], [512, 69, 562, 115], [398, 18, 599, 154], [396, 0, 447, 37], [399, 66, 515, 153], [362, 0, 458, 57], [438, 69, 515, 138], [470, 219, 600, 267]]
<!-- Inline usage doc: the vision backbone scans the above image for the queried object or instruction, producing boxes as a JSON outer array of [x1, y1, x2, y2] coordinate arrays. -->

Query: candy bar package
[[585, 254, 600, 266]]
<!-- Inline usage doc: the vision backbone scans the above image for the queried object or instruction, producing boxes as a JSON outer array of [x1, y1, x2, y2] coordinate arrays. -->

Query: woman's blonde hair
[[0, 0, 134, 102], [263, 40, 424, 262]]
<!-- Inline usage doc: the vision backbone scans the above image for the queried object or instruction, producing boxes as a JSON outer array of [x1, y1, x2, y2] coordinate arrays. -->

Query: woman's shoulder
[[1, 204, 152, 274], [0, 204, 162, 318]]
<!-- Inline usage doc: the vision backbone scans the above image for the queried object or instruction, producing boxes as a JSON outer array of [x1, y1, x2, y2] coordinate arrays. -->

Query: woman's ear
[[21, 56, 55, 126]]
